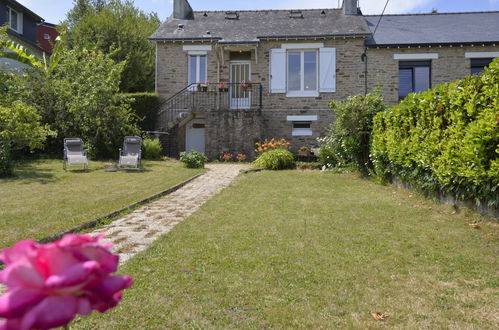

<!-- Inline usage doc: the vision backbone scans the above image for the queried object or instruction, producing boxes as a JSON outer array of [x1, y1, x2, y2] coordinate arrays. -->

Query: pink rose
[[0, 234, 133, 330]]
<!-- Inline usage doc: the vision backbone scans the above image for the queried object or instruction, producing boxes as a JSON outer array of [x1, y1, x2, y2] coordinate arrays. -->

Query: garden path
[[91, 164, 249, 264]]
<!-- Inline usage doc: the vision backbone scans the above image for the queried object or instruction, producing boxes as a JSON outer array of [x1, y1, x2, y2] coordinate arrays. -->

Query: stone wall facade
[[366, 45, 499, 104], [155, 39, 499, 158]]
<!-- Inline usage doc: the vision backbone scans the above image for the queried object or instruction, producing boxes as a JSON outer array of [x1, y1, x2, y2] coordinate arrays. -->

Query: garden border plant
[[371, 58, 499, 210]]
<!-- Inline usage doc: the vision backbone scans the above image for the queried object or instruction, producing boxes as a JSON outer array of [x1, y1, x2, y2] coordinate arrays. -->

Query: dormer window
[[7, 7, 23, 34], [290, 10, 303, 19], [225, 11, 239, 20]]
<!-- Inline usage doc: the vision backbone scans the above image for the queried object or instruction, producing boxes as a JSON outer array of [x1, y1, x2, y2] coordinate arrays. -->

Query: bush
[[179, 149, 208, 169], [253, 148, 295, 170], [124, 93, 160, 131], [255, 138, 290, 155], [142, 138, 162, 160], [318, 92, 387, 174], [371, 58, 499, 207]]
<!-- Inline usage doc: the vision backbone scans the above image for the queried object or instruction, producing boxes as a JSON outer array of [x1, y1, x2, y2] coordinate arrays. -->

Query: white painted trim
[[394, 53, 439, 60], [465, 52, 499, 58], [183, 45, 212, 52], [187, 50, 208, 55], [281, 43, 324, 50], [287, 115, 318, 121]]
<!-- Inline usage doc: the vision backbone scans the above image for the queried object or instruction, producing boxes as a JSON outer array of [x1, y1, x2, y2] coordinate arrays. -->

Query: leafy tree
[[62, 0, 160, 92], [0, 102, 53, 176], [9, 46, 139, 158]]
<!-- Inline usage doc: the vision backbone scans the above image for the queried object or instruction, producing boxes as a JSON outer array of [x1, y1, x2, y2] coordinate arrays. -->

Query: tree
[[12, 47, 139, 158], [62, 0, 160, 92]]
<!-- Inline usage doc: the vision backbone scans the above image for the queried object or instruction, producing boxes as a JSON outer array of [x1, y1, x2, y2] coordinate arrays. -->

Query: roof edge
[[365, 10, 499, 17], [366, 41, 499, 48]]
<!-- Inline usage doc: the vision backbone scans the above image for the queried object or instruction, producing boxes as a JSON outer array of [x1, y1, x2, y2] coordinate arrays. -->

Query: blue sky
[[17, 0, 499, 24]]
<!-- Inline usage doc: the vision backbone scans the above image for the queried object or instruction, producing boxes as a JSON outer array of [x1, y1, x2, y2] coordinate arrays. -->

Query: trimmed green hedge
[[124, 93, 160, 131], [371, 58, 499, 207]]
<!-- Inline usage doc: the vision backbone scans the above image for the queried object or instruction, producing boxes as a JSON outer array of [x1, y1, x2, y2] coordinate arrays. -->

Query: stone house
[[150, 0, 499, 159]]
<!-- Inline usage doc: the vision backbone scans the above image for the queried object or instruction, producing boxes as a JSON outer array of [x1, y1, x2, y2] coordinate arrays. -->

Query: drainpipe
[[361, 47, 368, 95]]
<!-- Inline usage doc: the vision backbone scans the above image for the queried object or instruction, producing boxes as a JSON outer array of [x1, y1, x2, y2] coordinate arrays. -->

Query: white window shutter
[[319, 47, 336, 93], [270, 48, 286, 93]]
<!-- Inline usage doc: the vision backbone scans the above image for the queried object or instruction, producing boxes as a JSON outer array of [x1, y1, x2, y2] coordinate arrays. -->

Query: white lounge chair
[[63, 138, 88, 171], [119, 136, 142, 170]]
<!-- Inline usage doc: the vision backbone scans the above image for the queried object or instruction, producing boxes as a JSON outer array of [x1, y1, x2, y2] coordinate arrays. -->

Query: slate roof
[[150, 9, 371, 43], [5, 0, 44, 22], [365, 11, 499, 47]]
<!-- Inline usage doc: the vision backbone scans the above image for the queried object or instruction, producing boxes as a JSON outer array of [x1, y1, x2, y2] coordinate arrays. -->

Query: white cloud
[[279, 0, 435, 14]]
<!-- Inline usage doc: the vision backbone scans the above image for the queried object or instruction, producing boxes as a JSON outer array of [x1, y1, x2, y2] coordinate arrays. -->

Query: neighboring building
[[37, 22, 59, 54], [150, 0, 499, 159], [0, 0, 45, 71]]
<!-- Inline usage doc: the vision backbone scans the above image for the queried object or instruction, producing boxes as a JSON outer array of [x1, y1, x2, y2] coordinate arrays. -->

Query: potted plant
[[241, 80, 252, 92], [298, 146, 311, 157], [201, 81, 210, 92], [218, 82, 229, 92]]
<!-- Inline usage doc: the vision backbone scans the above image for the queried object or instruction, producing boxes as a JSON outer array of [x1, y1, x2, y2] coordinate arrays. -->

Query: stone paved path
[[91, 164, 248, 264]]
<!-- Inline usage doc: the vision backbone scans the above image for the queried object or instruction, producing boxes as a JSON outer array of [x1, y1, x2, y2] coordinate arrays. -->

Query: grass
[[0, 158, 203, 249], [75, 170, 498, 329]]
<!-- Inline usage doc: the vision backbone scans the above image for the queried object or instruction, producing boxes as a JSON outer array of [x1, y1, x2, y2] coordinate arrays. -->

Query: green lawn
[[0, 159, 203, 249], [75, 170, 498, 329]]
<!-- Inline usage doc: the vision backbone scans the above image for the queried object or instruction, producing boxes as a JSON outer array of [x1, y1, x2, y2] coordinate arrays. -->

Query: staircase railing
[[157, 82, 262, 132]]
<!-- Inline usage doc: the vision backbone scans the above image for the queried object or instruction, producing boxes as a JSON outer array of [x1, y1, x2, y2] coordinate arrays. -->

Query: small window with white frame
[[43, 33, 50, 40], [292, 122, 313, 136], [7, 7, 22, 34]]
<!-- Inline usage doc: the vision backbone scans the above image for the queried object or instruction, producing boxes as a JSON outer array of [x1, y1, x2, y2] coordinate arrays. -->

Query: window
[[7, 7, 22, 34], [292, 122, 312, 136], [399, 61, 431, 99], [188, 55, 207, 85], [471, 58, 493, 75], [43, 33, 50, 40], [287, 50, 318, 97]]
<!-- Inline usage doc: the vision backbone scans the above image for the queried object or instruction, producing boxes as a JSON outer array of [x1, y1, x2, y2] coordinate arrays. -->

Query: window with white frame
[[287, 50, 318, 96], [43, 33, 50, 40], [7, 7, 22, 34], [188, 55, 207, 85], [270, 44, 336, 97]]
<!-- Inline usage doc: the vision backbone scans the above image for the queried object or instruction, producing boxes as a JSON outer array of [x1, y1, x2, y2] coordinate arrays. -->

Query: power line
[[373, 0, 391, 37]]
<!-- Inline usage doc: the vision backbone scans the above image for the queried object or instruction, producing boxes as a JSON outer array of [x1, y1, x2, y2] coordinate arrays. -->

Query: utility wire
[[373, 0, 391, 37]]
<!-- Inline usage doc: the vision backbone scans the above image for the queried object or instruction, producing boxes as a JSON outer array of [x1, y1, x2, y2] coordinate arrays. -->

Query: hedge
[[124, 93, 161, 132], [371, 58, 499, 208]]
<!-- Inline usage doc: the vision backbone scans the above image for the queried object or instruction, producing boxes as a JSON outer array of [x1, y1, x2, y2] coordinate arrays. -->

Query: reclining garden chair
[[119, 136, 142, 170], [63, 138, 88, 171]]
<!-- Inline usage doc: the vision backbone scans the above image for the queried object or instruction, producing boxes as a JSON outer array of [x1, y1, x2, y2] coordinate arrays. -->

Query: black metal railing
[[157, 83, 262, 131]]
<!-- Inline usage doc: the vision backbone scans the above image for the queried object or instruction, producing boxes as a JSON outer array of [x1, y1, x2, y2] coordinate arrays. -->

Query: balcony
[[157, 83, 262, 131]]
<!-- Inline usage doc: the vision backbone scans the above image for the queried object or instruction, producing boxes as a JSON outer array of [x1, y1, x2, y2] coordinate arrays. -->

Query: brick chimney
[[173, 0, 194, 20], [343, 0, 360, 15]]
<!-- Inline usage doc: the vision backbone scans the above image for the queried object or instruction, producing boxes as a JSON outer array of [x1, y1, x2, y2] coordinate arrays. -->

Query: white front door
[[230, 61, 251, 109], [185, 120, 205, 153]]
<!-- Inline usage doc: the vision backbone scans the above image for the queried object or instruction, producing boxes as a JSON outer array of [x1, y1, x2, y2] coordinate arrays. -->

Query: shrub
[[318, 92, 387, 174], [371, 58, 499, 207], [0, 101, 52, 176], [124, 93, 160, 131], [236, 153, 247, 162], [255, 138, 290, 155], [253, 148, 295, 170], [179, 149, 208, 169], [142, 138, 162, 160]]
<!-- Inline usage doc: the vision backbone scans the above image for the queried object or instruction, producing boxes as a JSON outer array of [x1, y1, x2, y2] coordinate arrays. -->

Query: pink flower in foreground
[[0, 234, 133, 330]]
